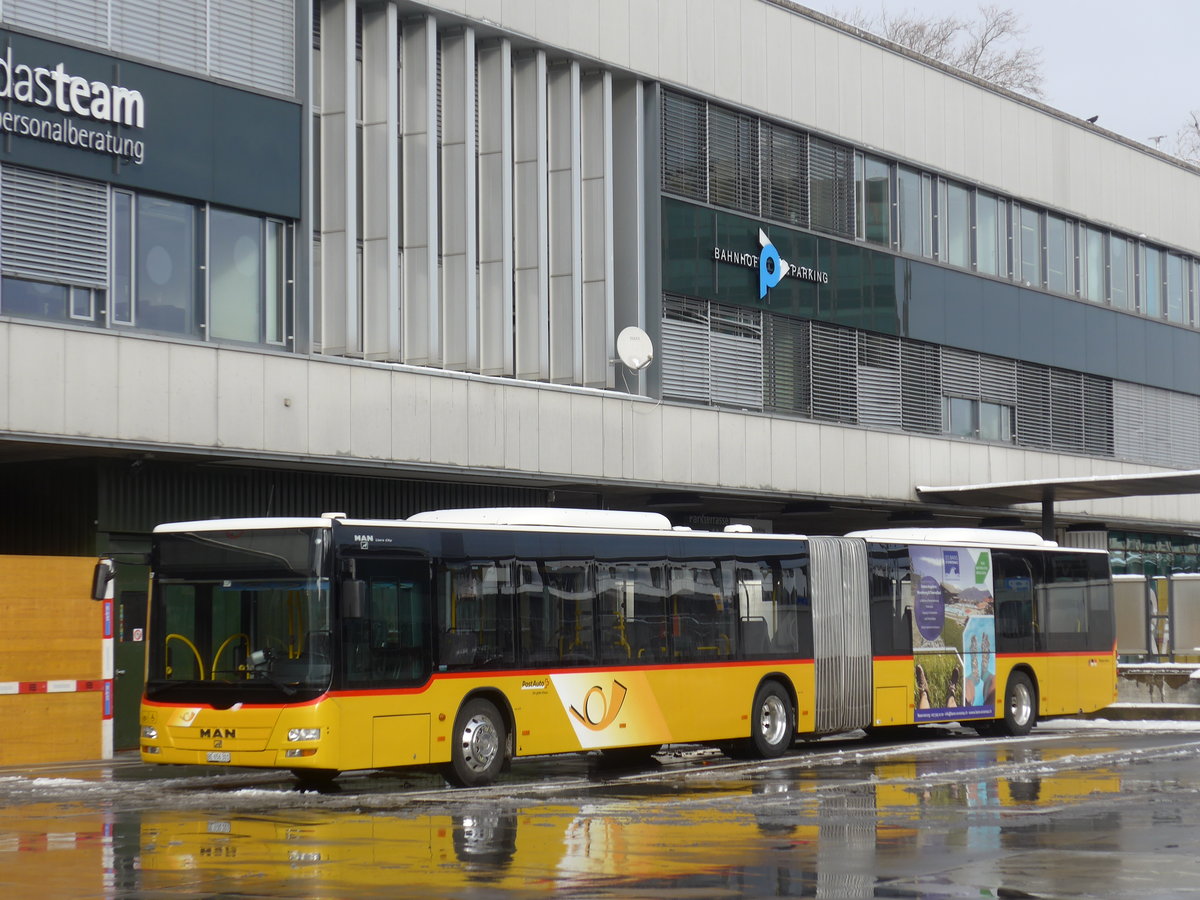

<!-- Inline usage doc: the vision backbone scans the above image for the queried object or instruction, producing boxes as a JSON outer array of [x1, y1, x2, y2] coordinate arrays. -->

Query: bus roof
[[405, 507, 675, 531], [847, 527, 1061, 549], [153, 516, 337, 533]]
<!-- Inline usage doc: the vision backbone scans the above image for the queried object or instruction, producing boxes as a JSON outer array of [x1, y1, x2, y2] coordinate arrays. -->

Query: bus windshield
[[147, 528, 332, 704]]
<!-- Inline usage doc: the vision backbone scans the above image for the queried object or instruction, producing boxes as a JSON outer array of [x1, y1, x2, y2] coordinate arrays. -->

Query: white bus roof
[[847, 527, 1060, 549], [405, 507, 675, 531], [153, 516, 337, 533]]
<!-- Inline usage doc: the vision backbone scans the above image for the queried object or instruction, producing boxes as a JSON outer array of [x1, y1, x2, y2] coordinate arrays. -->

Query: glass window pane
[[976, 193, 998, 275], [948, 397, 975, 437], [996, 198, 1009, 277], [1019, 207, 1042, 286], [1046, 215, 1070, 294], [1083, 226, 1105, 302], [70, 286, 94, 320], [1110, 236, 1131, 309], [897, 166, 923, 256], [1166, 254, 1185, 323], [266, 220, 285, 344], [112, 191, 134, 325], [137, 196, 198, 335], [1, 277, 67, 320], [979, 402, 1012, 442], [862, 156, 890, 246], [943, 182, 969, 268], [1141, 245, 1161, 316], [209, 208, 263, 343]]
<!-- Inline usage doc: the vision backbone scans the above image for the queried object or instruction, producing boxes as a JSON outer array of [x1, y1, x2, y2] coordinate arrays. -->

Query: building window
[[1110, 235, 1133, 309], [1080, 225, 1105, 303], [975, 192, 999, 275], [1140, 245, 1162, 317], [1166, 254, 1186, 324], [857, 154, 890, 246], [939, 180, 970, 268], [943, 396, 1013, 442], [896, 166, 931, 258], [1017, 205, 1042, 287], [1046, 214, 1073, 295]]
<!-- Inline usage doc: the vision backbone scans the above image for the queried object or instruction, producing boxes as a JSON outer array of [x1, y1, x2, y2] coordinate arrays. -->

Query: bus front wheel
[[446, 698, 507, 787], [749, 680, 795, 758], [997, 671, 1037, 737]]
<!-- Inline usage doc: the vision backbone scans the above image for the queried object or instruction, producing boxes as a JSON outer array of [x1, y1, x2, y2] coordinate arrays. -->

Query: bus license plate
[[207, 751, 231, 763]]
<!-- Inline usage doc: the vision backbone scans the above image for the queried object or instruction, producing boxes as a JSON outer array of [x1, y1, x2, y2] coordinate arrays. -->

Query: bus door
[[808, 537, 872, 733]]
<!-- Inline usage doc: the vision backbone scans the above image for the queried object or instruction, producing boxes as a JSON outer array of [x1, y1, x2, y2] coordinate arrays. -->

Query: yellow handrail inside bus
[[165, 633, 205, 680], [211, 633, 250, 680]]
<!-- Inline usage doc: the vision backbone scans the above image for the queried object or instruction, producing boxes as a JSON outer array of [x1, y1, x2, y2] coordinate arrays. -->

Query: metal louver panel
[[660, 295, 710, 403], [979, 355, 1018, 404], [764, 315, 810, 415], [708, 105, 758, 214], [111, 0, 207, 72], [1016, 362, 1052, 449], [1082, 375, 1115, 459], [709, 303, 762, 409], [1, 166, 108, 287], [809, 321, 857, 423], [761, 121, 807, 227], [941, 347, 981, 398], [1112, 381, 1146, 463], [3, 0, 107, 45], [857, 333, 901, 428], [210, 0, 296, 95], [660, 90, 706, 201], [1050, 369, 1085, 453], [809, 136, 855, 238], [900, 342, 941, 433]]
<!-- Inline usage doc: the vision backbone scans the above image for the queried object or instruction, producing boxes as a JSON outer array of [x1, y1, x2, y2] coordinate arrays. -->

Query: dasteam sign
[[0, 46, 146, 163]]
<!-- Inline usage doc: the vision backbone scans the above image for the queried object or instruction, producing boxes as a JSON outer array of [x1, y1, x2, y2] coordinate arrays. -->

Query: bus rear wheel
[[445, 698, 507, 787], [750, 680, 795, 758], [996, 671, 1037, 737]]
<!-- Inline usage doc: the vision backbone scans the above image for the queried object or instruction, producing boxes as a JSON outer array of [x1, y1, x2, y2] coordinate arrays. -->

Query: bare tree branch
[[832, 4, 1044, 99]]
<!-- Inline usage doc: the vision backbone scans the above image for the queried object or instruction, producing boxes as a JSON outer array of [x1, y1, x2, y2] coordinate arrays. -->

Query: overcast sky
[[803, 1, 1197, 150]]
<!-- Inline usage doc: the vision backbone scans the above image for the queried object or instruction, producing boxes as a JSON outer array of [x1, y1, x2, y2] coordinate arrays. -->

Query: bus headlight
[[142, 726, 158, 740], [288, 728, 321, 742]]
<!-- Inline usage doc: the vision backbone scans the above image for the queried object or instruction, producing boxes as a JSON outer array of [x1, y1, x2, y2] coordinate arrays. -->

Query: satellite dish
[[615, 326, 654, 371]]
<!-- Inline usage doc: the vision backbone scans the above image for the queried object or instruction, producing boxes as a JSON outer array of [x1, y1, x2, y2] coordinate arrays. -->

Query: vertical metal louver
[[940, 347, 981, 398], [1050, 370, 1086, 453], [111, 0, 207, 73], [0, 166, 108, 287], [809, 136, 855, 238], [1082, 375, 1115, 459], [900, 342, 941, 433], [857, 333, 902, 428], [707, 106, 758, 215], [761, 121, 808, 227], [3, 0, 107, 45], [809, 321, 858, 423], [1015, 362, 1052, 449], [980, 355, 1018, 405], [661, 295, 711, 403], [209, 0, 296, 95], [764, 315, 811, 416], [660, 90, 707, 201], [1112, 381, 1145, 463], [709, 303, 762, 409]]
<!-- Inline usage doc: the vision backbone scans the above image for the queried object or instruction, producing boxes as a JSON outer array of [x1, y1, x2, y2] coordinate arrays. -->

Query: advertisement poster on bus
[[910, 545, 996, 721]]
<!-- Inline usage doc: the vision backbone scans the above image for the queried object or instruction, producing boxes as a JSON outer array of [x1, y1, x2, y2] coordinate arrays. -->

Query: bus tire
[[997, 671, 1037, 737], [446, 698, 507, 787], [749, 680, 795, 759]]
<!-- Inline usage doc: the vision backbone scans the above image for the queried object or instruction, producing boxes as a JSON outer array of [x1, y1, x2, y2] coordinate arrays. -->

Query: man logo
[[568, 680, 628, 731], [758, 229, 789, 299]]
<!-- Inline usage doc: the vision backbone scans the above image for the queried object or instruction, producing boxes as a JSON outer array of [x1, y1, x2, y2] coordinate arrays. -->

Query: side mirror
[[341, 579, 367, 618], [92, 558, 115, 601]]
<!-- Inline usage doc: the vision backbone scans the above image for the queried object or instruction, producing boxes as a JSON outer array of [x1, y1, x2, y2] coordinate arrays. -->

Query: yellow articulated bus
[[128, 508, 1117, 786]]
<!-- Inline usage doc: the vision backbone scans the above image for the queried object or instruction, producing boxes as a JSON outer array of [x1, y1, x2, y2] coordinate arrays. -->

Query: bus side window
[[994, 551, 1037, 653]]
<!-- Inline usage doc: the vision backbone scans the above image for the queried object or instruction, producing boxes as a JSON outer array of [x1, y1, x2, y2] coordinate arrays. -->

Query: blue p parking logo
[[758, 229, 789, 299]]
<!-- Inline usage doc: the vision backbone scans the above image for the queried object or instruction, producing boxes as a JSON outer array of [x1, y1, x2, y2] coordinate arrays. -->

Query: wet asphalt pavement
[[2, 720, 1199, 898]]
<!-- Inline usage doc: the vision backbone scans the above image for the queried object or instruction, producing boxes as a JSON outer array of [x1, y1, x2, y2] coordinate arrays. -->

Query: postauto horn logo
[[758, 229, 788, 299]]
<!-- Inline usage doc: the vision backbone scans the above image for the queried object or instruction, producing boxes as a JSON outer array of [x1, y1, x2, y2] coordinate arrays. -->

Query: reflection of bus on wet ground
[[123, 509, 1116, 786]]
